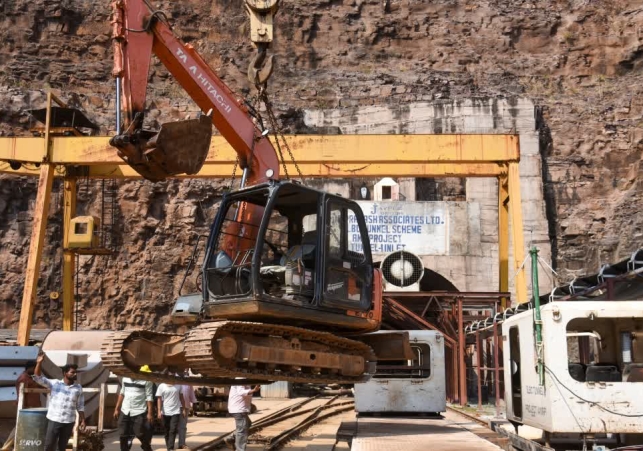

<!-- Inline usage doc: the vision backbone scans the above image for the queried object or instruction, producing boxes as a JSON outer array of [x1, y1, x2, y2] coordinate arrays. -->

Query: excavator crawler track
[[101, 322, 376, 385]]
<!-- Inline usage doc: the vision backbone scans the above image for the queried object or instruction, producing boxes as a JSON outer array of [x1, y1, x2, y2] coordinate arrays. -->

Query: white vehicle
[[503, 301, 643, 447], [354, 330, 446, 414]]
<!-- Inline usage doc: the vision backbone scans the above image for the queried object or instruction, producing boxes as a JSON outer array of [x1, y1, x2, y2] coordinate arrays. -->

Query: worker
[[156, 381, 185, 451], [113, 365, 154, 451], [227, 384, 260, 451], [15, 360, 41, 408], [33, 352, 86, 451], [177, 381, 197, 450]]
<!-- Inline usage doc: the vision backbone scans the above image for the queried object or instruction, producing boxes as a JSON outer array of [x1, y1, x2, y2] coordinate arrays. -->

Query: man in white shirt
[[33, 352, 86, 451], [156, 383, 185, 451], [227, 384, 260, 451], [113, 369, 154, 451]]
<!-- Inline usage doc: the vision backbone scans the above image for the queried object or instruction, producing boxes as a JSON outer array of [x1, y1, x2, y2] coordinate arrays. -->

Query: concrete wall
[[302, 98, 552, 302]]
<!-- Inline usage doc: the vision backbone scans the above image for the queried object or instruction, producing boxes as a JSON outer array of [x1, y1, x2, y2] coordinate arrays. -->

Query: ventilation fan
[[381, 250, 424, 291]]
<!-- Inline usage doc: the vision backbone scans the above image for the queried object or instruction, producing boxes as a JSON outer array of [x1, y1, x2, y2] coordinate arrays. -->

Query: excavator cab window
[[320, 198, 373, 312], [202, 182, 373, 315], [203, 182, 322, 303]]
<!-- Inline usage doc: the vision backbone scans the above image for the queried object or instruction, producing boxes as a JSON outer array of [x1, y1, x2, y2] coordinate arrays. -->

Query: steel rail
[[191, 395, 329, 451], [447, 406, 554, 451], [265, 402, 354, 450]]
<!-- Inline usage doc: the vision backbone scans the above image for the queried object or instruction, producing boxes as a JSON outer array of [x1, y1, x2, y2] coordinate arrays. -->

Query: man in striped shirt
[[113, 367, 154, 451], [33, 352, 85, 451]]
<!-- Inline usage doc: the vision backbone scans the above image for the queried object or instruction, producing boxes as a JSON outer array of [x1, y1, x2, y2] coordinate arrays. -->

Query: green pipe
[[530, 246, 545, 386]]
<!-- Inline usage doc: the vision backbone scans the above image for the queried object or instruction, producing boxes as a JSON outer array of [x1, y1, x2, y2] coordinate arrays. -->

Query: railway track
[[446, 406, 643, 451], [192, 396, 353, 451]]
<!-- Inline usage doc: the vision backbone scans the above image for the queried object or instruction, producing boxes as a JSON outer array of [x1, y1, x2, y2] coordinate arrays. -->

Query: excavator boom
[[110, 0, 279, 182]]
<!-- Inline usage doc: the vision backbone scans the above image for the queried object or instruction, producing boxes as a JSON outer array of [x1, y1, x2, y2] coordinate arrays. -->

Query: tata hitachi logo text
[[175, 48, 232, 114]]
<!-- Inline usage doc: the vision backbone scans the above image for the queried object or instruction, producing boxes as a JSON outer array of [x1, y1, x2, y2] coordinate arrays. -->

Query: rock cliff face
[[2, 0, 643, 330]]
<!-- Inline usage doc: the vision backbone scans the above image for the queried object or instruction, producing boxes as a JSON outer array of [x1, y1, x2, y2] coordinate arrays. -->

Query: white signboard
[[349, 202, 449, 255]]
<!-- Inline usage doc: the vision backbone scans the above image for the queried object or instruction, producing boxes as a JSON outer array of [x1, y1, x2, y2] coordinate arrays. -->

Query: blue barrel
[[15, 408, 48, 451]]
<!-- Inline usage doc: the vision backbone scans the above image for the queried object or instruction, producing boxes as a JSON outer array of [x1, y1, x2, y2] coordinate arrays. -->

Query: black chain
[[259, 89, 305, 183], [255, 87, 289, 180], [228, 157, 239, 192]]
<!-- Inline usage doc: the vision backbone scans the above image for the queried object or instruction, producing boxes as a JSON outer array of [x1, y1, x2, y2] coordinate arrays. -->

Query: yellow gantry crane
[[0, 93, 527, 345]]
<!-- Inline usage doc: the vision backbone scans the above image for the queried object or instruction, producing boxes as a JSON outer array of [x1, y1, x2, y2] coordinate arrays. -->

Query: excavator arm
[[110, 0, 280, 183]]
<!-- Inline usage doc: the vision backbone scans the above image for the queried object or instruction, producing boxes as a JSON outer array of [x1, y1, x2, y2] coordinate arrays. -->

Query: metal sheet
[[260, 381, 292, 399], [354, 330, 446, 413], [41, 331, 113, 351], [350, 202, 449, 255], [0, 367, 26, 386], [0, 347, 39, 365], [0, 386, 17, 402]]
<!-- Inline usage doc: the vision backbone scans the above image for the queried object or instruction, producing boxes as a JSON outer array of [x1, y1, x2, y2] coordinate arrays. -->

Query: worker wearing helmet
[[113, 366, 154, 451]]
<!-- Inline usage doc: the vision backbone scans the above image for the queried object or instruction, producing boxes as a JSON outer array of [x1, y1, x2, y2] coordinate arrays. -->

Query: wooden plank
[[98, 383, 105, 432]]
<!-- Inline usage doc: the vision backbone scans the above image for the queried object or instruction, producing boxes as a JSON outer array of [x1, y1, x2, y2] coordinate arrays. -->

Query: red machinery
[[101, 0, 411, 386]]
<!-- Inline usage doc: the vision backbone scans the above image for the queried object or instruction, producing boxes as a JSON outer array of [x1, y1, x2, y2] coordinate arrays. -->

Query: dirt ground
[[102, 398, 351, 451]]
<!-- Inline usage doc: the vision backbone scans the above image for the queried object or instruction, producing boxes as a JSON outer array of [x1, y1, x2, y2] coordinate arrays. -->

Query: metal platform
[[339, 411, 505, 451]]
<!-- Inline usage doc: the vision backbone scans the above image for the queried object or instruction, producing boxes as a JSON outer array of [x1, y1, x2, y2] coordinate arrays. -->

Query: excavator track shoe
[[100, 322, 376, 385]]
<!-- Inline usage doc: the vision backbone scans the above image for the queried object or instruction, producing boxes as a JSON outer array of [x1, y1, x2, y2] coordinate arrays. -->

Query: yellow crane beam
[[0, 134, 519, 178]]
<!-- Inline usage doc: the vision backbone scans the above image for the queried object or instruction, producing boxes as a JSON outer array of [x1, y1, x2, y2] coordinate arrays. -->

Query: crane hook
[[248, 48, 274, 88]]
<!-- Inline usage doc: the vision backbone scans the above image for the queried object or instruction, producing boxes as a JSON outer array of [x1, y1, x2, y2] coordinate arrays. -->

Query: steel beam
[[2, 162, 508, 178], [476, 331, 482, 409], [508, 162, 528, 304], [0, 134, 520, 165], [458, 298, 467, 407], [17, 163, 55, 346], [498, 174, 510, 309], [62, 178, 77, 331], [383, 297, 456, 347], [383, 291, 510, 300], [493, 323, 502, 417], [0, 346, 39, 365]]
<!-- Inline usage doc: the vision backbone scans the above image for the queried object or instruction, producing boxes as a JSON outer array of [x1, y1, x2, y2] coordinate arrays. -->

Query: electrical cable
[[546, 363, 587, 435], [607, 444, 643, 451], [545, 365, 643, 417], [509, 254, 530, 284]]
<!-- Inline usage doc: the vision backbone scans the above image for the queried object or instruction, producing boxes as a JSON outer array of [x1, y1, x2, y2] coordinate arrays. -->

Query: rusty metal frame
[[384, 291, 505, 406]]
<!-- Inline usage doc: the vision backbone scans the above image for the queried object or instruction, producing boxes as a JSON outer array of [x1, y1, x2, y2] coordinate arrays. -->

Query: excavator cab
[[199, 180, 379, 333]]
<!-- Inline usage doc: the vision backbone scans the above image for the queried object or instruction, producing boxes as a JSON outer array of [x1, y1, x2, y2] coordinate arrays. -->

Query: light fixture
[[359, 183, 370, 200]]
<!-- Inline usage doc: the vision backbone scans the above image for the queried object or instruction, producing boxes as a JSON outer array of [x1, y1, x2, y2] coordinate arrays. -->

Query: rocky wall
[[1, 0, 643, 329]]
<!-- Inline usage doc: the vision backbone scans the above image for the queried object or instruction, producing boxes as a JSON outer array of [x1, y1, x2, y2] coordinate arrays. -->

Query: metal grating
[[381, 250, 424, 288]]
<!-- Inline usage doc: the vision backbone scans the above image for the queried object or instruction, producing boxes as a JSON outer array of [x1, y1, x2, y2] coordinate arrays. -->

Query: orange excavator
[[101, 0, 412, 385]]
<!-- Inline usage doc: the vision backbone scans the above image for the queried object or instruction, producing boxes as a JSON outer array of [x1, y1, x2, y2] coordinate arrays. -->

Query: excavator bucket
[[111, 115, 212, 182]]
